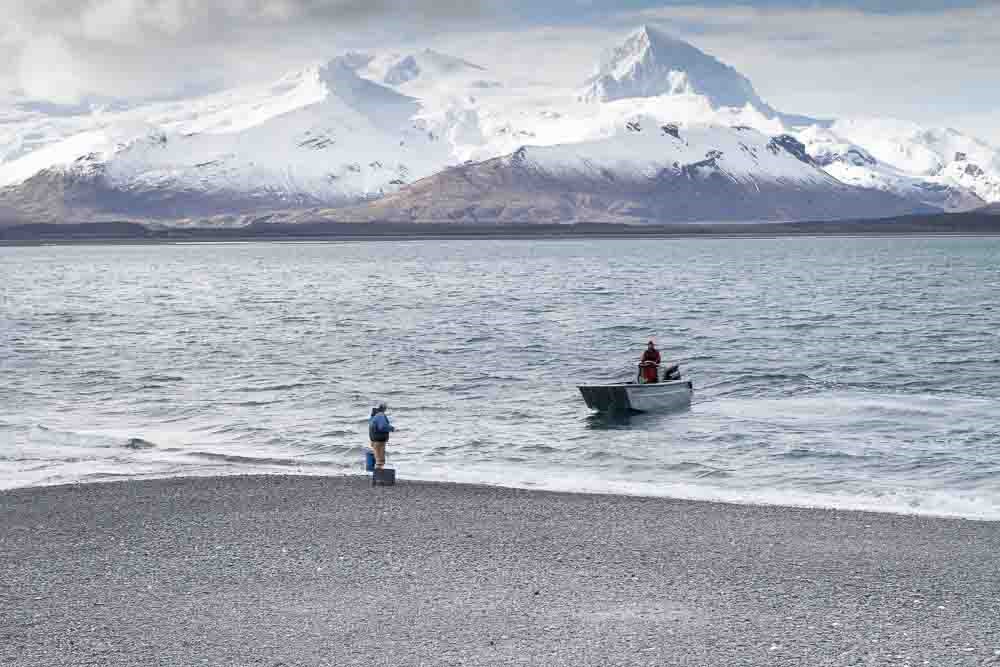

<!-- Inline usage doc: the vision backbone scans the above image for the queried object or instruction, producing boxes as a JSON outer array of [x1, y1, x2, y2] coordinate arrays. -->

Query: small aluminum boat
[[578, 364, 693, 413]]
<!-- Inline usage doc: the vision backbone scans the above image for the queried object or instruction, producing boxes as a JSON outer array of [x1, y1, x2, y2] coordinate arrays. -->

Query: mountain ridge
[[0, 26, 997, 225], [291, 126, 934, 224]]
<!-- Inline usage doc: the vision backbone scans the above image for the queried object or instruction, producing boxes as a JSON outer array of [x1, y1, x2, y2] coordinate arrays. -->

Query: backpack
[[369, 414, 389, 441]]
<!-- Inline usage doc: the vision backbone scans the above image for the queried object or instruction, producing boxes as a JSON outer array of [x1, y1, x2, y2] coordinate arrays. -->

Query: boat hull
[[578, 380, 693, 414]]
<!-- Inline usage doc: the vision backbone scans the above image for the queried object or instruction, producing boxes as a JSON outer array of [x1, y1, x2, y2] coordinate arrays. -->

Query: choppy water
[[2, 238, 999, 519]]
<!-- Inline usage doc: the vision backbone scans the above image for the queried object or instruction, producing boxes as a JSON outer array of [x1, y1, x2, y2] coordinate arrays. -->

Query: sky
[[1, 0, 997, 144]]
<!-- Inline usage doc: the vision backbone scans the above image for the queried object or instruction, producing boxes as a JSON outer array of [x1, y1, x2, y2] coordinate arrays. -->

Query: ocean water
[[2, 237, 999, 519]]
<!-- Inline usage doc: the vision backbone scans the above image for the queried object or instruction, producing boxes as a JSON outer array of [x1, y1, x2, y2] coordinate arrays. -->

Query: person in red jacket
[[640, 340, 661, 384]]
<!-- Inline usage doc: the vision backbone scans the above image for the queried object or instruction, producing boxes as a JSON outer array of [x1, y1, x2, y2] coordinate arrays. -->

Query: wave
[[299, 443, 359, 456], [238, 381, 324, 393], [79, 471, 150, 481], [125, 438, 156, 450], [521, 444, 559, 454], [697, 372, 828, 398], [184, 451, 342, 468], [663, 461, 732, 478], [315, 429, 355, 438], [137, 374, 184, 383], [6, 237, 1000, 519], [776, 447, 878, 462], [27, 425, 160, 450], [397, 465, 1000, 521], [594, 324, 649, 333], [80, 369, 120, 379], [202, 424, 274, 436]]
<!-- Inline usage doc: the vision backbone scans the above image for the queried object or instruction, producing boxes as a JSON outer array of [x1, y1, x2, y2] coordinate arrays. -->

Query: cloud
[[10, 0, 488, 44], [1, 0, 996, 146], [627, 4, 1000, 120], [947, 111, 1000, 148], [2, 0, 492, 102], [16, 35, 83, 104], [435, 3, 999, 143]]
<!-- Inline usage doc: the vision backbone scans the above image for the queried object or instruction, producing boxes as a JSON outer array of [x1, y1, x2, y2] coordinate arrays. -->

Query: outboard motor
[[663, 364, 681, 382]]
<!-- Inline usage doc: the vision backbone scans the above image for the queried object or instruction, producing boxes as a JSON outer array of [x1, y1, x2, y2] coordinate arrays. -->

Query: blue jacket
[[369, 413, 394, 442]]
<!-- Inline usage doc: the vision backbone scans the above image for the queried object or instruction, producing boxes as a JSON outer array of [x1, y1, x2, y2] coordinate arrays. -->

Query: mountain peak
[[581, 25, 774, 114], [630, 24, 685, 49], [371, 49, 486, 86]]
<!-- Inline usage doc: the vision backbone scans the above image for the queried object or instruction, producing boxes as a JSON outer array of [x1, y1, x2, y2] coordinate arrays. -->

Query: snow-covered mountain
[[305, 124, 929, 223], [1, 25, 998, 225], [363, 49, 499, 91], [580, 25, 775, 114], [0, 59, 453, 221], [823, 118, 1000, 204], [796, 125, 986, 212]]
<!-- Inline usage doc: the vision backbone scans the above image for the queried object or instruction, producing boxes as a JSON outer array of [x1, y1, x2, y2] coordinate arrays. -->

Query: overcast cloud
[[2, 1, 997, 143], [436, 2, 1000, 143], [637, 4, 1000, 128], [2, 0, 492, 102]]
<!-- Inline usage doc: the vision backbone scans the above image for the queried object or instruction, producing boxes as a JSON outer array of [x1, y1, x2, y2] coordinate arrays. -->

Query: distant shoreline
[[6, 232, 1000, 248], [2, 211, 999, 245]]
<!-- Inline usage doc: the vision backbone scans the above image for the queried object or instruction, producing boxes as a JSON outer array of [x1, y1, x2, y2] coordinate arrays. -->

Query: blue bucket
[[365, 449, 376, 472]]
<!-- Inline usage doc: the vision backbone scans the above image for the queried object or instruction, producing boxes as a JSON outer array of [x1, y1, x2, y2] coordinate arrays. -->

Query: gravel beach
[[2, 475, 999, 666]]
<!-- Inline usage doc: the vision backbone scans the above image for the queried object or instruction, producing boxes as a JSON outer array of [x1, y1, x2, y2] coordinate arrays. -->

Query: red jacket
[[641, 349, 661, 382]]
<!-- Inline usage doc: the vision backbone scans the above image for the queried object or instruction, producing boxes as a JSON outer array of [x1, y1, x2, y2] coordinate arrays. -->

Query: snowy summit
[[580, 25, 773, 114], [0, 24, 997, 226]]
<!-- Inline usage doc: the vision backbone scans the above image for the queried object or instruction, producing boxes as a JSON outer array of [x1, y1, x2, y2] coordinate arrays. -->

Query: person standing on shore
[[368, 403, 395, 470]]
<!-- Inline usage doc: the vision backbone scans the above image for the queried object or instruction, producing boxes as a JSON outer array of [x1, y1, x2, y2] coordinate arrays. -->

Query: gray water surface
[[2, 238, 999, 518]]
